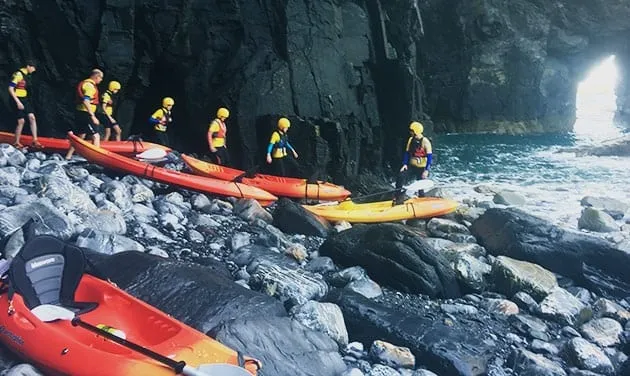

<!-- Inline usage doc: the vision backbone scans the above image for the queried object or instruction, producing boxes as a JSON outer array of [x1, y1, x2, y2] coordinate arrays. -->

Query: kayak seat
[[8, 234, 98, 316]]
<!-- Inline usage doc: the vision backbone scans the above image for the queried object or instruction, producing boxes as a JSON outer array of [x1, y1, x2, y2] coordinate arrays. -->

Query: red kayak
[[0, 234, 260, 375], [181, 154, 351, 201], [0, 131, 171, 157], [68, 134, 277, 206]]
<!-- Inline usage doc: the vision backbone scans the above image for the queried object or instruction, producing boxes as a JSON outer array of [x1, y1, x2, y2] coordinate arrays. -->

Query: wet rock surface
[[320, 223, 461, 298], [471, 207, 630, 298], [0, 147, 629, 376]]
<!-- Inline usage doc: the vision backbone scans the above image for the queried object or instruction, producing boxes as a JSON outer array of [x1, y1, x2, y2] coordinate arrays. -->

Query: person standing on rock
[[207, 107, 230, 165], [266, 117, 299, 177], [99, 81, 122, 141], [149, 97, 174, 147], [393, 121, 433, 204], [8, 60, 43, 149], [65, 69, 103, 160]]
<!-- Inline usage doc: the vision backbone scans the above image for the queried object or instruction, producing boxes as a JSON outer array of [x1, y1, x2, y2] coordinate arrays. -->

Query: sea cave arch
[[574, 55, 622, 140], [416, 1, 630, 137]]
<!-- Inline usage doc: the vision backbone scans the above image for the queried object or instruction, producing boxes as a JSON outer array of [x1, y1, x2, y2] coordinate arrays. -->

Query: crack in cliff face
[[302, 0, 324, 117], [261, 0, 288, 61], [364, 0, 427, 169]]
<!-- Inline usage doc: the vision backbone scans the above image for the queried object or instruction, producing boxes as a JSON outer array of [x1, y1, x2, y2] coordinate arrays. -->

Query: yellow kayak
[[303, 197, 459, 223]]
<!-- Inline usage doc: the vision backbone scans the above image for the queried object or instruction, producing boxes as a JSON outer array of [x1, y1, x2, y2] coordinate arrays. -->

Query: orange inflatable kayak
[[0, 131, 171, 156], [0, 273, 259, 376], [68, 134, 277, 206], [181, 154, 351, 201]]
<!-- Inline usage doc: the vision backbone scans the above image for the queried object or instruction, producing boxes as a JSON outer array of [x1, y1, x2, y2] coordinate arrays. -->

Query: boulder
[[580, 196, 629, 220], [320, 223, 460, 298], [272, 198, 332, 237], [0, 200, 74, 242], [234, 199, 273, 224], [327, 289, 512, 376], [508, 348, 566, 376], [490, 256, 558, 300], [578, 207, 619, 233], [89, 251, 346, 376], [471, 208, 630, 298]]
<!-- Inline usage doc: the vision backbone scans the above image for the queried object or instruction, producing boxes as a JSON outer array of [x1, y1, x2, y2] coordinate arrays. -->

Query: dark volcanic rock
[[328, 289, 510, 376], [0, 200, 74, 241], [2, 0, 630, 177], [320, 223, 461, 298], [89, 251, 346, 376], [471, 208, 630, 298], [272, 198, 332, 237], [0, 0, 426, 179], [341, 170, 396, 199]]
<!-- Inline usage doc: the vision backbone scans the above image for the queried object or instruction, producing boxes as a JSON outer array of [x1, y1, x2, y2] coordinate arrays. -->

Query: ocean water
[[429, 84, 630, 229]]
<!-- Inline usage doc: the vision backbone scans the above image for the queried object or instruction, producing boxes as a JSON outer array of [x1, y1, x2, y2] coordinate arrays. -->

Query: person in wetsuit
[[393, 121, 433, 204], [265, 117, 299, 177], [99, 81, 122, 141], [8, 61, 43, 149], [65, 69, 103, 160], [207, 107, 230, 165], [149, 97, 174, 147]]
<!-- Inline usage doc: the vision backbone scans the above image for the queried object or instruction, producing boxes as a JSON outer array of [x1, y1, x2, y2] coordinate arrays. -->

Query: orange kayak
[[0, 131, 171, 156], [68, 134, 277, 206], [181, 154, 351, 201], [0, 274, 259, 376]]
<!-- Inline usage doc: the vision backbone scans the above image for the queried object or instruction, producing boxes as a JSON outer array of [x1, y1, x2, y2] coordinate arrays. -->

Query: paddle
[[31, 305, 252, 376], [125, 134, 146, 154], [347, 188, 400, 204], [341, 179, 436, 204]]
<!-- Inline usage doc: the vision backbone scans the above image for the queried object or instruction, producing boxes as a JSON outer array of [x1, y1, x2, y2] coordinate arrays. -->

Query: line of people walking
[[8, 62, 432, 185]]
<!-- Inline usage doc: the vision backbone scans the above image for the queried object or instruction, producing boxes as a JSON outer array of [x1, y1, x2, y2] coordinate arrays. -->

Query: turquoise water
[[426, 59, 630, 229], [429, 128, 630, 228], [422, 55, 630, 228]]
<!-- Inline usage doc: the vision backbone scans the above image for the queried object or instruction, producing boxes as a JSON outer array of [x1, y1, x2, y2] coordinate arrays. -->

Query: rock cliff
[[1, 0, 629, 179], [419, 0, 630, 134]]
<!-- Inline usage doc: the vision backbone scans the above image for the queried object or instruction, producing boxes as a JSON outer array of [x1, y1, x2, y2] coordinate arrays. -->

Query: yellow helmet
[[277, 117, 290, 129], [162, 97, 175, 107], [409, 121, 423, 136], [217, 107, 230, 119], [108, 81, 121, 91]]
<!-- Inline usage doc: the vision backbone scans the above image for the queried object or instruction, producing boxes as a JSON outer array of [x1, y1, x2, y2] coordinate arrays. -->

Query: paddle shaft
[[71, 317, 186, 373], [349, 188, 400, 203]]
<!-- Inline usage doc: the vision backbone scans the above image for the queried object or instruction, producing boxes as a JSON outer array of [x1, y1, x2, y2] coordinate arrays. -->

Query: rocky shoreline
[[0, 143, 628, 376]]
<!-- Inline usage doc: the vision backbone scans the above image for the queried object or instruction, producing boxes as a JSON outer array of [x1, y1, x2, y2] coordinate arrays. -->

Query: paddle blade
[[31, 304, 75, 322], [136, 148, 168, 160], [184, 364, 253, 376]]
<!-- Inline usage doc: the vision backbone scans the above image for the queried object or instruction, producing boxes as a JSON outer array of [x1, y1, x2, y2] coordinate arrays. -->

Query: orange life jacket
[[76, 79, 99, 105], [211, 119, 227, 139]]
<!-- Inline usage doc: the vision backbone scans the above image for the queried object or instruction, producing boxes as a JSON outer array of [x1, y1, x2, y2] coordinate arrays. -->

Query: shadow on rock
[[320, 223, 461, 298], [87, 250, 346, 376]]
